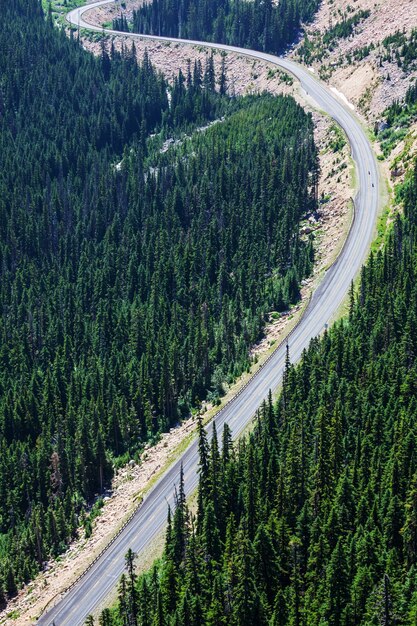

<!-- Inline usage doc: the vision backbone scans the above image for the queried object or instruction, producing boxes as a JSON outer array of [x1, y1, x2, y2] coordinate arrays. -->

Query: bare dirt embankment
[[86, 0, 141, 25], [1, 8, 355, 625]]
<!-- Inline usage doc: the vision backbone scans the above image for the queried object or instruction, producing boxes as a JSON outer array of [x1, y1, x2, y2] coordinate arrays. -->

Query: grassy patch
[[5, 611, 20, 620], [370, 201, 393, 255], [42, 0, 87, 21], [328, 123, 347, 153], [267, 68, 294, 85]]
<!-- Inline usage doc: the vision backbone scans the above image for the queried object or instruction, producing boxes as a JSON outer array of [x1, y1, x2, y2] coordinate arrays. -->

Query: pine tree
[[125, 549, 139, 626], [219, 57, 227, 95], [402, 472, 417, 566], [325, 540, 349, 626]]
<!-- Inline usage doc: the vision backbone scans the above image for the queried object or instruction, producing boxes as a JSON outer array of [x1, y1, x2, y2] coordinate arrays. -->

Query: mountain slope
[[0, 0, 319, 607], [293, 0, 417, 119], [100, 154, 417, 626]]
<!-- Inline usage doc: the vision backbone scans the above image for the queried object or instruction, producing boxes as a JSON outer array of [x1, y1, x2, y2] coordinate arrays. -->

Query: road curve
[[37, 3, 380, 624]]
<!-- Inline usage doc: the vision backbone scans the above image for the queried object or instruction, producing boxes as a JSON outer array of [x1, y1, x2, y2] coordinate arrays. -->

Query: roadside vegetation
[[376, 80, 417, 157], [41, 0, 86, 24]]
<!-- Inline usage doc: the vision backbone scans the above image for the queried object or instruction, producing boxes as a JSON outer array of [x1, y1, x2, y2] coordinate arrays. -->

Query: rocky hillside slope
[[291, 0, 417, 119]]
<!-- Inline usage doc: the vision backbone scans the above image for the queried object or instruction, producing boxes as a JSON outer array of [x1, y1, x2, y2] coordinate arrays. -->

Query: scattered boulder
[[378, 120, 389, 133], [391, 166, 405, 178]]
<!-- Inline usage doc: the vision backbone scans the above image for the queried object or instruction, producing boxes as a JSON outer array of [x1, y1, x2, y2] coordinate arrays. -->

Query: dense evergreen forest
[[0, 0, 318, 601], [96, 159, 417, 625], [113, 0, 320, 56]]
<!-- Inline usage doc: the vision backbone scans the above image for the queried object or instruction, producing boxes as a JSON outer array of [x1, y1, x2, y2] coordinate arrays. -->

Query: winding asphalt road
[[36, 3, 381, 623]]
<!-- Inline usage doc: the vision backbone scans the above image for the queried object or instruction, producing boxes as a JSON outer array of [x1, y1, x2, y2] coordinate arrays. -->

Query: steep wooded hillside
[[118, 0, 320, 55], [99, 157, 417, 626], [0, 0, 318, 602]]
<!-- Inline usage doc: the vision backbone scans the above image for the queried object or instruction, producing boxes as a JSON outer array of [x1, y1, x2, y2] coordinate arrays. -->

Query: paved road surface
[[37, 3, 380, 623]]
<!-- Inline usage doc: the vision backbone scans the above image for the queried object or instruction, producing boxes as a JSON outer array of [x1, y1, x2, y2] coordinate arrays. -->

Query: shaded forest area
[[98, 161, 417, 625], [113, 0, 320, 56], [0, 0, 318, 600]]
